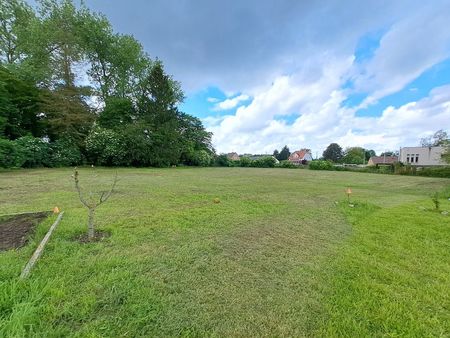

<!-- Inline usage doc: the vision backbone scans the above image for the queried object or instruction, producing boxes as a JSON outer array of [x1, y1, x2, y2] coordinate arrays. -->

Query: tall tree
[[40, 85, 94, 144], [342, 147, 365, 164], [273, 149, 279, 159], [364, 149, 376, 161], [322, 143, 343, 162], [0, 0, 34, 65], [98, 97, 135, 129], [420, 129, 449, 147], [278, 145, 290, 161], [0, 66, 42, 139]]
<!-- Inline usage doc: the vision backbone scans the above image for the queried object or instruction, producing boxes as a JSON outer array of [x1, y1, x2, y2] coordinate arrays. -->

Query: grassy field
[[0, 167, 449, 337]]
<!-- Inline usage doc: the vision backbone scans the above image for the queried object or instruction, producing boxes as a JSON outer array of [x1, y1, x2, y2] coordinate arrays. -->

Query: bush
[[191, 150, 213, 167], [85, 127, 128, 166], [415, 166, 450, 178], [49, 137, 82, 167], [0, 138, 25, 168], [277, 160, 298, 169], [239, 157, 252, 167], [251, 156, 276, 168], [215, 154, 232, 167], [309, 160, 333, 170], [14, 136, 51, 168]]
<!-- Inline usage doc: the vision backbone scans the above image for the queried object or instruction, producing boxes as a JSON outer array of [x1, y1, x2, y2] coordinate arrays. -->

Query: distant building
[[288, 149, 313, 165], [367, 156, 398, 166], [226, 152, 240, 161], [399, 146, 446, 166]]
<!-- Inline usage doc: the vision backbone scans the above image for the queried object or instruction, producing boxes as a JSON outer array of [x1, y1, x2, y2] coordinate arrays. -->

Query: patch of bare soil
[[0, 212, 50, 251]]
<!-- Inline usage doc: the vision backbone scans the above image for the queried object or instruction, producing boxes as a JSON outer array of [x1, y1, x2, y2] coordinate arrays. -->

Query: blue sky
[[38, 0, 450, 154]]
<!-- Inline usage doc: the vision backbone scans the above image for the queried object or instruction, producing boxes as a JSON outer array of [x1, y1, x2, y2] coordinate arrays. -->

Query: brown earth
[[0, 212, 50, 251]]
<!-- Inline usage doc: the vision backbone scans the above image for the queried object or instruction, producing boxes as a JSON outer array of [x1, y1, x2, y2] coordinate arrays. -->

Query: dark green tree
[[278, 145, 290, 161], [98, 97, 135, 129], [364, 149, 376, 161], [0, 67, 43, 139], [273, 149, 279, 159], [322, 143, 343, 162]]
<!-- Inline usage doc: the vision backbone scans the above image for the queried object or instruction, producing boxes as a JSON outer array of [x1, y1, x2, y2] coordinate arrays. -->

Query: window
[[415, 154, 419, 163], [406, 154, 410, 163]]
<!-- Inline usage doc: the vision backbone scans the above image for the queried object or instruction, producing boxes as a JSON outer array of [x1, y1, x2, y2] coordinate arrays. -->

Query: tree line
[[0, 0, 214, 168], [271, 144, 378, 164]]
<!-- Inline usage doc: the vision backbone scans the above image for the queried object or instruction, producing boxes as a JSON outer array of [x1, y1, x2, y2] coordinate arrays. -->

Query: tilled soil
[[0, 212, 50, 251]]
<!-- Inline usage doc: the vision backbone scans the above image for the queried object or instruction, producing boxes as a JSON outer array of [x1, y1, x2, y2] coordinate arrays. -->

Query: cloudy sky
[[83, 1, 450, 154]]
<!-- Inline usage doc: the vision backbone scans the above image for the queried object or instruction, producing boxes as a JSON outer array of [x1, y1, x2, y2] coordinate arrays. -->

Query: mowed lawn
[[0, 167, 449, 337]]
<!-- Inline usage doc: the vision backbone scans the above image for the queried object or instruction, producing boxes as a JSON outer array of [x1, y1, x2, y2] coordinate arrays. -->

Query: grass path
[[0, 168, 449, 336]]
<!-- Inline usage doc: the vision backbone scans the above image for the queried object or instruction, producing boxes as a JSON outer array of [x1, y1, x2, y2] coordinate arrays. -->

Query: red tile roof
[[288, 149, 310, 161]]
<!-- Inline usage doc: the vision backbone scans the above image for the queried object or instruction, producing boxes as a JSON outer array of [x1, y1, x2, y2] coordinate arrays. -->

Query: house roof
[[226, 152, 240, 160], [288, 149, 310, 160], [368, 156, 398, 164]]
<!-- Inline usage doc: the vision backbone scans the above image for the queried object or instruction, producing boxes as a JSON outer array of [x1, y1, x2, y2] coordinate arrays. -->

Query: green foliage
[[40, 86, 94, 146], [277, 145, 290, 161], [98, 97, 135, 129], [0, 0, 213, 168], [85, 126, 127, 166], [0, 0, 34, 65], [415, 166, 450, 178], [0, 138, 24, 167], [431, 192, 440, 210], [239, 156, 252, 167], [120, 124, 153, 167], [394, 164, 450, 178], [309, 160, 334, 170], [13, 136, 50, 167], [251, 156, 277, 168], [49, 136, 82, 166], [277, 160, 298, 168], [0, 67, 43, 140], [1, 135, 82, 168], [342, 147, 365, 164], [364, 149, 376, 161], [322, 143, 343, 162], [273, 149, 279, 159], [215, 154, 232, 167], [190, 150, 212, 167]]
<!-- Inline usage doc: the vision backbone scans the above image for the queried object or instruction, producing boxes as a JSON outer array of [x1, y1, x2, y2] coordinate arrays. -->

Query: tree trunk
[[88, 208, 95, 240]]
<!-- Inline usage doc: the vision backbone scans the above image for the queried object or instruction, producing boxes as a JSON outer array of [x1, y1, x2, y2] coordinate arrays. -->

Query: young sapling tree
[[73, 168, 118, 240]]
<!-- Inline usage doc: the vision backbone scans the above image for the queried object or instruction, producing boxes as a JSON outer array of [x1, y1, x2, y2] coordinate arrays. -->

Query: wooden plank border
[[20, 211, 64, 279]]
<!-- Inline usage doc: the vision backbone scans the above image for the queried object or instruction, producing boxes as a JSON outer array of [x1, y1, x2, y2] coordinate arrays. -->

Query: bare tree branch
[[72, 168, 118, 241]]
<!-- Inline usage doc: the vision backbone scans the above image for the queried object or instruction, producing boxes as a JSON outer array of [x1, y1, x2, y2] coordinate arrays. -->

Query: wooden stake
[[20, 212, 64, 279]]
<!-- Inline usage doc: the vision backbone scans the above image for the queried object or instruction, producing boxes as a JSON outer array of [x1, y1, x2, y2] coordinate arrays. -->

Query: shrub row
[[0, 136, 81, 168], [214, 155, 277, 168], [308, 160, 334, 170]]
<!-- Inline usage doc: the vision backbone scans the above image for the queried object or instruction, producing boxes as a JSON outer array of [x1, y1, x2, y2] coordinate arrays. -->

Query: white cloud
[[354, 3, 450, 107], [205, 2, 450, 155], [213, 94, 250, 111], [208, 70, 450, 155], [207, 97, 219, 103]]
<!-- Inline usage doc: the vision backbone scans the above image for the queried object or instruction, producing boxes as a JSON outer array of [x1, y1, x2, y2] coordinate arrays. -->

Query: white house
[[399, 146, 446, 166]]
